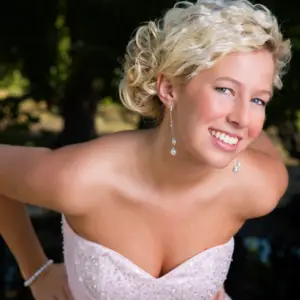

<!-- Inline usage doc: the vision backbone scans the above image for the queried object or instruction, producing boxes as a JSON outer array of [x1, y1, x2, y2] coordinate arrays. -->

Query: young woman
[[0, 0, 291, 299]]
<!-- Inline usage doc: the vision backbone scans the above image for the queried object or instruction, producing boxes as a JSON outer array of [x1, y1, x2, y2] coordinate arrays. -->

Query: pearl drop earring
[[232, 160, 241, 173], [169, 104, 177, 156]]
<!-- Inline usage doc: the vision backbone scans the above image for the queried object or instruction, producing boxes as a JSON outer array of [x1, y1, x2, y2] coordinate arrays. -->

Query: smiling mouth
[[208, 129, 241, 146]]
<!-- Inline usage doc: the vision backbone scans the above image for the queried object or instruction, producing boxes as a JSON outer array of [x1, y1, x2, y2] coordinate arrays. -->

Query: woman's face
[[164, 49, 275, 168]]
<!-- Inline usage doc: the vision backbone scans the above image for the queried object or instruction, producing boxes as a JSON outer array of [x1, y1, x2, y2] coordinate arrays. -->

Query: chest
[[63, 215, 234, 300], [67, 195, 237, 279]]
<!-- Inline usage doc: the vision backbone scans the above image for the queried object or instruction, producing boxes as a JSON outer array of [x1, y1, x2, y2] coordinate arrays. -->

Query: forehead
[[194, 50, 275, 89]]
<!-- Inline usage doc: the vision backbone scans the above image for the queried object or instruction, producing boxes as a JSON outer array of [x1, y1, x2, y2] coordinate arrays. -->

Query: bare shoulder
[[63, 130, 141, 169], [233, 147, 288, 220], [46, 130, 141, 214], [54, 131, 135, 167]]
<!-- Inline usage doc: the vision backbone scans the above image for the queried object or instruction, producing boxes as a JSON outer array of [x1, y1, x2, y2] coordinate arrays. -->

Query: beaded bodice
[[62, 216, 234, 300]]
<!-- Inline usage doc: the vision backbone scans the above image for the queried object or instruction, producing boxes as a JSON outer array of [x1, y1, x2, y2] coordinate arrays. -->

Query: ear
[[156, 73, 176, 107]]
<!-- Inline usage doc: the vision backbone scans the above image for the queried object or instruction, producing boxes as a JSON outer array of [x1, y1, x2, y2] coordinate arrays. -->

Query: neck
[[145, 120, 217, 191]]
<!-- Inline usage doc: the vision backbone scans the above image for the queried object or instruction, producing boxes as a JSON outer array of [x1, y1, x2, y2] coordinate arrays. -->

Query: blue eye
[[215, 87, 233, 95], [251, 98, 266, 106]]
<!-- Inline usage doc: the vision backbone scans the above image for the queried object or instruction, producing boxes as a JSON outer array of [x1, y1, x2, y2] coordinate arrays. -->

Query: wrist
[[24, 259, 54, 287], [19, 252, 49, 280]]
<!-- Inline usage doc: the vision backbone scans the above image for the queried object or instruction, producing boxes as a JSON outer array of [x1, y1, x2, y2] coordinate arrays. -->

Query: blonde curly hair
[[119, 0, 291, 119]]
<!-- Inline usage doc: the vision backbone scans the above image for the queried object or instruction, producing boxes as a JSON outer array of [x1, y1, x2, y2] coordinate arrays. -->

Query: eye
[[251, 98, 266, 106], [215, 87, 234, 95]]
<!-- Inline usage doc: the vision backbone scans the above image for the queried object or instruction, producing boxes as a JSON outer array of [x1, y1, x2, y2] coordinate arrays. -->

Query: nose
[[227, 100, 250, 128]]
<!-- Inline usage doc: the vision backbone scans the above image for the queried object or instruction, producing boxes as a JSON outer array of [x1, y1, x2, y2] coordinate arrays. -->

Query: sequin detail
[[62, 216, 234, 300]]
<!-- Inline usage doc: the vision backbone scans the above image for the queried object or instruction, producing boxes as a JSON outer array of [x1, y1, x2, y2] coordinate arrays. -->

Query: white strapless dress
[[62, 216, 234, 300]]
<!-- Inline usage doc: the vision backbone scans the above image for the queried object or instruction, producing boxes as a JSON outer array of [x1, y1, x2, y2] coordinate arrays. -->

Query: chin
[[209, 158, 233, 170], [188, 148, 233, 170], [206, 155, 234, 169]]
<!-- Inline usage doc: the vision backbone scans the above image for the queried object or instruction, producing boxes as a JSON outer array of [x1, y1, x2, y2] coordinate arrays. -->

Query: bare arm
[[0, 195, 74, 299], [0, 195, 48, 280], [0, 142, 96, 214], [0, 132, 143, 213], [0, 145, 68, 209]]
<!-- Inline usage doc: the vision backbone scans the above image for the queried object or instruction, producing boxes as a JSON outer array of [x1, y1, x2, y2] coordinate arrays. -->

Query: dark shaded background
[[0, 0, 299, 299]]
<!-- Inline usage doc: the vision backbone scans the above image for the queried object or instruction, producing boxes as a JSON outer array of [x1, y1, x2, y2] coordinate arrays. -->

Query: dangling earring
[[232, 160, 241, 173], [169, 104, 177, 156]]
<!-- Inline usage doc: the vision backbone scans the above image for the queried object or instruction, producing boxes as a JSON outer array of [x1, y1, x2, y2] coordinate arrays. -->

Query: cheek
[[248, 113, 265, 139], [175, 101, 205, 144], [191, 95, 228, 124], [175, 90, 227, 137]]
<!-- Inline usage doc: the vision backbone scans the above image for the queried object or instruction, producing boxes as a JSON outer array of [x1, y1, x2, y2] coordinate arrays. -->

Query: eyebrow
[[215, 76, 273, 97]]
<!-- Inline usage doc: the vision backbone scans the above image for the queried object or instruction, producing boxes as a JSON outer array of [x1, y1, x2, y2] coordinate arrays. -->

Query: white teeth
[[209, 130, 239, 145]]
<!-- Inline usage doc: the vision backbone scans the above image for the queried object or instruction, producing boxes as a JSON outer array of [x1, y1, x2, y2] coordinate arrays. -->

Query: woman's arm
[[0, 135, 116, 214], [0, 195, 48, 279], [0, 142, 94, 214], [0, 145, 68, 210], [0, 195, 73, 299]]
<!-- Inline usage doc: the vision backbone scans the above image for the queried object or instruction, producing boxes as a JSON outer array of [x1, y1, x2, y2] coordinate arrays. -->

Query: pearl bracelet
[[24, 259, 54, 287]]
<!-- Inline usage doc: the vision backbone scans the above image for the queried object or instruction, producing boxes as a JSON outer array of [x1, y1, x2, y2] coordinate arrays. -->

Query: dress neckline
[[62, 215, 234, 280]]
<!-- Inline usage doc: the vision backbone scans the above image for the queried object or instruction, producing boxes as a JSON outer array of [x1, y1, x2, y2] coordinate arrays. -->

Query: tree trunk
[[54, 58, 98, 148]]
